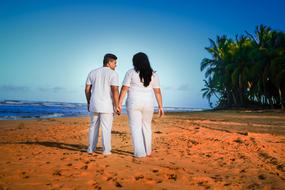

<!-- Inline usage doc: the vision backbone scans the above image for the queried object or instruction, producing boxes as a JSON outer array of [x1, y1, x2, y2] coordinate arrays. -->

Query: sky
[[0, 0, 285, 108]]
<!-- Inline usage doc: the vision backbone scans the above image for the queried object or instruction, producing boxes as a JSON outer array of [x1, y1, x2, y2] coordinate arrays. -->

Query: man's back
[[86, 67, 119, 113]]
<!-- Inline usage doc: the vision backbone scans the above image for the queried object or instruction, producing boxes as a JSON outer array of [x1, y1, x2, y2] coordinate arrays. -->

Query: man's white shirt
[[86, 67, 119, 113]]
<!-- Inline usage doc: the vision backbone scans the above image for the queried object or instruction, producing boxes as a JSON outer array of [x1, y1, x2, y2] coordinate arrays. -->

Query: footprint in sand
[[21, 171, 29, 179], [115, 181, 123, 188], [81, 165, 88, 170], [197, 181, 210, 189], [168, 174, 177, 181], [211, 175, 223, 182], [240, 169, 246, 173], [205, 154, 211, 158], [92, 182, 102, 190], [132, 158, 142, 164], [258, 174, 266, 180], [248, 183, 260, 189], [53, 169, 62, 176], [135, 175, 144, 180], [96, 169, 104, 175]]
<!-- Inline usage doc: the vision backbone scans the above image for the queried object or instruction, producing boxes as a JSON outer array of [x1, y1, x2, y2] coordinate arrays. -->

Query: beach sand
[[0, 111, 285, 189]]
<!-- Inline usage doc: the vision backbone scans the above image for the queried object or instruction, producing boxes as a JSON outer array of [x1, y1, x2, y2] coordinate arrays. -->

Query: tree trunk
[[239, 74, 244, 106], [278, 87, 284, 110], [269, 97, 274, 109], [232, 92, 237, 105]]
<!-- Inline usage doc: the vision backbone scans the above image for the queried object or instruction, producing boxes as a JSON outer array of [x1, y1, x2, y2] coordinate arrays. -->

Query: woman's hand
[[158, 107, 164, 118], [116, 104, 122, 115]]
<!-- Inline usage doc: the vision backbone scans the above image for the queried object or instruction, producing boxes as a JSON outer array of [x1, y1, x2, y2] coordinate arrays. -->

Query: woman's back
[[123, 69, 159, 89], [122, 69, 160, 104]]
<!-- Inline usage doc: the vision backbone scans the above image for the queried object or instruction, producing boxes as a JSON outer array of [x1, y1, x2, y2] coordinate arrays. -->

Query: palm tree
[[230, 35, 253, 106], [268, 31, 285, 109], [201, 79, 219, 108], [201, 24, 285, 110], [201, 35, 234, 106]]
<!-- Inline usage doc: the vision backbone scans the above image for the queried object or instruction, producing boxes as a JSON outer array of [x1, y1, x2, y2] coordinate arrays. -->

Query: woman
[[118, 52, 164, 157]]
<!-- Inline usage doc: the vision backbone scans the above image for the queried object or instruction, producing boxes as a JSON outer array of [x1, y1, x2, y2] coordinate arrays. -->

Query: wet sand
[[0, 111, 285, 189]]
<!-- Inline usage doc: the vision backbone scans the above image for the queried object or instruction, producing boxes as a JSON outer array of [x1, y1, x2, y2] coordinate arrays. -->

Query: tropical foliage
[[201, 25, 285, 109]]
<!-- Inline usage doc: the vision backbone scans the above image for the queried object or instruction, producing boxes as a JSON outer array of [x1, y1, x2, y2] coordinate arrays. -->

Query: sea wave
[[0, 100, 204, 120], [39, 113, 65, 119]]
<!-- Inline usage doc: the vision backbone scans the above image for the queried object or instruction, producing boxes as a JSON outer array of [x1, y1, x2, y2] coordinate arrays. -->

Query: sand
[[0, 111, 285, 190]]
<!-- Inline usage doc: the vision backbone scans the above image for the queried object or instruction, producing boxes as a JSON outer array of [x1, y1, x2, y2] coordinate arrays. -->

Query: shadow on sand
[[14, 141, 133, 156]]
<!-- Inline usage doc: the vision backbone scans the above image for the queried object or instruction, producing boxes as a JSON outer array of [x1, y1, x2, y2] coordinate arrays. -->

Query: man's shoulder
[[89, 67, 102, 74], [89, 67, 118, 77], [106, 68, 119, 76]]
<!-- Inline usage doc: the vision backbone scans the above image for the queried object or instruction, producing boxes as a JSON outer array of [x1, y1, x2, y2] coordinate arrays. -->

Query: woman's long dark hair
[[133, 52, 153, 87]]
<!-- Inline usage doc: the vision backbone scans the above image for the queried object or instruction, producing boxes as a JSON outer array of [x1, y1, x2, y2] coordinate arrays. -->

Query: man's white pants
[[87, 112, 113, 154], [127, 105, 153, 157]]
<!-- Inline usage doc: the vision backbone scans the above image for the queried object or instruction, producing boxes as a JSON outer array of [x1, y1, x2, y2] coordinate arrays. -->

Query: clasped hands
[[115, 104, 122, 115], [114, 104, 164, 118]]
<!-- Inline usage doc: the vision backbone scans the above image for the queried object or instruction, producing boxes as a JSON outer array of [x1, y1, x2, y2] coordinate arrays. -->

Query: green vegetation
[[201, 25, 285, 109]]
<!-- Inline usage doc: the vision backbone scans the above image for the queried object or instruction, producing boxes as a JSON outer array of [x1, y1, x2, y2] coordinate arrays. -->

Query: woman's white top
[[122, 68, 160, 108]]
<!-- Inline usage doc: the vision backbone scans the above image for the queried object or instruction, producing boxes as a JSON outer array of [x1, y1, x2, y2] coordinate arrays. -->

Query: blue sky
[[1, 0, 285, 108]]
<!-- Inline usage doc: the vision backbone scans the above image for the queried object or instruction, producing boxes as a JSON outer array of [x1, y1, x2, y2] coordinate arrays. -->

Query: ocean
[[0, 100, 203, 120]]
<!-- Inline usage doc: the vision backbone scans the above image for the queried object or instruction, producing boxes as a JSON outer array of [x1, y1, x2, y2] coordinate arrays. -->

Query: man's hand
[[85, 84, 92, 112]]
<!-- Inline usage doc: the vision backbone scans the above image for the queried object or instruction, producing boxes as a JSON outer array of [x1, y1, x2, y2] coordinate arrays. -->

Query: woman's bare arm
[[153, 88, 164, 117], [118, 85, 129, 113]]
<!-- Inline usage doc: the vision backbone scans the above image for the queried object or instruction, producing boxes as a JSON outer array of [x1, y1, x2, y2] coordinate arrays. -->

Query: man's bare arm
[[85, 84, 92, 111], [111, 85, 119, 113]]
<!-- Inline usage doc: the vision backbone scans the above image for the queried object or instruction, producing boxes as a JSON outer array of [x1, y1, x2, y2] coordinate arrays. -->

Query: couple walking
[[85, 52, 164, 158]]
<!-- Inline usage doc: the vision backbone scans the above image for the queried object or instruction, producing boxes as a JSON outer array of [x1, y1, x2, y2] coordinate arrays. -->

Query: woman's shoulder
[[126, 68, 135, 73], [125, 68, 136, 75]]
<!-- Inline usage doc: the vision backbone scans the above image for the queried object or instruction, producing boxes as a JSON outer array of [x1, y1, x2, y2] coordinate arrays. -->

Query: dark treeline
[[201, 25, 285, 110]]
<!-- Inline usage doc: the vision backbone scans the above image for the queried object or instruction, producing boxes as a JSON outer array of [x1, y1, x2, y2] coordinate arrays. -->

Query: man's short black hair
[[103, 53, 117, 66]]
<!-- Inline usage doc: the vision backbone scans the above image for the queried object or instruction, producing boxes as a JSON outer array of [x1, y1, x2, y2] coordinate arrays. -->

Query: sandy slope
[[0, 112, 284, 190]]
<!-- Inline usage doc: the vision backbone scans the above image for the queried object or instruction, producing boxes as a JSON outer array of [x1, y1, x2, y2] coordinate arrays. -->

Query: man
[[85, 53, 119, 155]]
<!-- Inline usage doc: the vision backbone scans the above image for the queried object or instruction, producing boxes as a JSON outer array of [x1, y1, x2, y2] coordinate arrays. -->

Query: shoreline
[[1, 108, 284, 121]]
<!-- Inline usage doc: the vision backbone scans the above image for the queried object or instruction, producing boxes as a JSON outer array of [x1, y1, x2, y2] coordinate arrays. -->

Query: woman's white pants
[[127, 105, 153, 157], [87, 112, 113, 154]]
